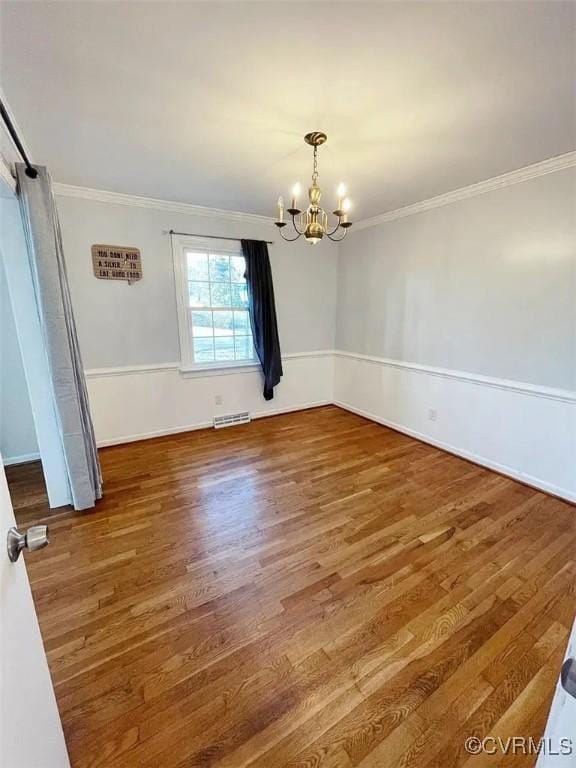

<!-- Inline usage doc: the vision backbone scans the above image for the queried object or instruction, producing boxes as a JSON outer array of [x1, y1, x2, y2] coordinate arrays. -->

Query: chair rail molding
[[333, 350, 576, 404], [84, 350, 336, 379], [84, 350, 575, 402]]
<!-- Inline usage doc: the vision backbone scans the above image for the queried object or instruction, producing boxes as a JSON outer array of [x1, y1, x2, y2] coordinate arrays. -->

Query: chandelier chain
[[312, 146, 319, 184]]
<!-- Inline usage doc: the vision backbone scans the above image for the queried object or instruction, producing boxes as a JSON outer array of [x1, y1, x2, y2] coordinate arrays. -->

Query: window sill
[[179, 361, 260, 379]]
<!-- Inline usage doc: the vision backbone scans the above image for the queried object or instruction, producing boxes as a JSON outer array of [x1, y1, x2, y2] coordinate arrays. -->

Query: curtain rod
[[168, 229, 273, 245], [0, 99, 38, 179]]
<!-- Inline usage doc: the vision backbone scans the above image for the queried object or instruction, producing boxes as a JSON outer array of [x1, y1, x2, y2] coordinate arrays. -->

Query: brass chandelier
[[275, 132, 353, 244]]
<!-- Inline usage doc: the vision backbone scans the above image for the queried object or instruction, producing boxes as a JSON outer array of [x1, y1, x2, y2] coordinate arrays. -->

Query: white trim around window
[[171, 234, 257, 373]]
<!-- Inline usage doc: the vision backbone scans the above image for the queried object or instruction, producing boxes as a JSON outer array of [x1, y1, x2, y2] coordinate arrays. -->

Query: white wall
[[335, 167, 576, 501], [0, 258, 38, 463], [85, 353, 334, 446], [1, 187, 338, 461], [334, 353, 576, 501], [50, 191, 338, 446], [56, 194, 337, 368], [337, 168, 576, 390]]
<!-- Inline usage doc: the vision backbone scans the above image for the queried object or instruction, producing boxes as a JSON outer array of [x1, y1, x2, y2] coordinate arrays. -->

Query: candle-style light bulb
[[291, 183, 301, 210], [341, 197, 351, 224], [277, 196, 284, 223], [336, 183, 347, 215]]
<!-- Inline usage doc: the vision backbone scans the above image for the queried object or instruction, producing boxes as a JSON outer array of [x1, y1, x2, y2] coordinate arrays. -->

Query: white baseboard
[[94, 399, 332, 448], [333, 351, 575, 505], [95, 420, 213, 448], [3, 451, 41, 467], [251, 399, 331, 421], [334, 400, 576, 504]]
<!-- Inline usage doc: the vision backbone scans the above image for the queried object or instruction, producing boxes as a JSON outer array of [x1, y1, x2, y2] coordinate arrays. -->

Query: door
[[0, 458, 70, 768], [538, 620, 576, 767]]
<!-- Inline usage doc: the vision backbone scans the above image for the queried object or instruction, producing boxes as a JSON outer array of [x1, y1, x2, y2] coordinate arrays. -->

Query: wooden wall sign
[[91, 245, 142, 284]]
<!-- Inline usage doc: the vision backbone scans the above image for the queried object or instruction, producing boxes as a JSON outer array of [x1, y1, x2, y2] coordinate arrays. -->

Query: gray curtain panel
[[16, 164, 102, 510]]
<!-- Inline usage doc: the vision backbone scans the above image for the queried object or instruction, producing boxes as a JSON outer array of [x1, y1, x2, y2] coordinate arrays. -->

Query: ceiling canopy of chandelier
[[275, 132, 353, 245]]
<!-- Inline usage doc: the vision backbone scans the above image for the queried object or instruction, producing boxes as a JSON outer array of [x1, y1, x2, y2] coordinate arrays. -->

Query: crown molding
[[52, 182, 275, 226], [354, 151, 576, 231], [52, 150, 575, 232]]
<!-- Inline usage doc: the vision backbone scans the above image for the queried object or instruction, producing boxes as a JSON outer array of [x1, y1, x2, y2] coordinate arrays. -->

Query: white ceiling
[[1, 1, 574, 219]]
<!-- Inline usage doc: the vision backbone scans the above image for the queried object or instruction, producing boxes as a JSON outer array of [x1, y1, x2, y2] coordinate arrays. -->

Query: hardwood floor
[[7, 406, 576, 768]]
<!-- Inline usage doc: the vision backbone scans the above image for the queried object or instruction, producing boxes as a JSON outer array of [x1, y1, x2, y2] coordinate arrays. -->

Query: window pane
[[187, 252, 209, 281], [185, 251, 255, 366], [191, 310, 213, 337], [214, 336, 235, 361], [233, 310, 250, 333], [230, 256, 246, 283], [194, 338, 215, 363], [231, 282, 249, 308], [213, 311, 233, 336], [188, 281, 210, 307], [209, 254, 230, 282], [211, 282, 231, 307], [234, 336, 254, 361]]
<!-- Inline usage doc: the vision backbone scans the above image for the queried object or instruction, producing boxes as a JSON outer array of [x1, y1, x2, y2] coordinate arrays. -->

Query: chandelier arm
[[291, 212, 306, 236], [279, 227, 303, 242], [325, 215, 343, 237], [326, 227, 349, 243]]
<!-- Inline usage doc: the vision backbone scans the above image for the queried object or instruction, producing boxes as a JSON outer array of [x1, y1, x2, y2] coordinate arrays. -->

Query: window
[[172, 236, 256, 370]]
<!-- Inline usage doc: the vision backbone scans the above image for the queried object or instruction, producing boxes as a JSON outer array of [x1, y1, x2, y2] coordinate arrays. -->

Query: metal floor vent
[[213, 411, 251, 429]]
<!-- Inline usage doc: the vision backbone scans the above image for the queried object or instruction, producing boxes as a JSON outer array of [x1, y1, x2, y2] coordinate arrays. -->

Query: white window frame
[[171, 234, 259, 375]]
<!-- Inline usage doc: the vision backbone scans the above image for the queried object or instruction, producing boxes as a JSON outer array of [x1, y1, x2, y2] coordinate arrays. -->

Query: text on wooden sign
[[91, 245, 142, 283]]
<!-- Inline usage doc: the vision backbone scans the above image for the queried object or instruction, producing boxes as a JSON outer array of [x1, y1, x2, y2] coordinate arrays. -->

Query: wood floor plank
[[7, 405, 575, 768]]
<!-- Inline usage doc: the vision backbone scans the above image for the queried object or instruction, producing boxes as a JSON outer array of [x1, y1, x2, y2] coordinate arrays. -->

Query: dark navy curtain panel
[[241, 239, 283, 400]]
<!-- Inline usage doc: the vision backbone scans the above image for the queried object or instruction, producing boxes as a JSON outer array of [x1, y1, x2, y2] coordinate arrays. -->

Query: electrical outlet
[[215, 395, 223, 406], [428, 408, 438, 422]]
